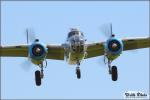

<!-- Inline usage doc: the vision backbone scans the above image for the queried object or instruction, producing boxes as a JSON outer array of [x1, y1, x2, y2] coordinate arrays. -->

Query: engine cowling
[[104, 38, 123, 60], [29, 43, 48, 65]]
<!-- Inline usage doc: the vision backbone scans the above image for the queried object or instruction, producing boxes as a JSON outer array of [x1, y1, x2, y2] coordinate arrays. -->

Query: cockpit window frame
[[68, 31, 84, 38]]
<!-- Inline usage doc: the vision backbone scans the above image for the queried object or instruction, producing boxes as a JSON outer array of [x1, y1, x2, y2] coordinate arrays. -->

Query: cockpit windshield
[[68, 31, 78, 38], [68, 29, 84, 38]]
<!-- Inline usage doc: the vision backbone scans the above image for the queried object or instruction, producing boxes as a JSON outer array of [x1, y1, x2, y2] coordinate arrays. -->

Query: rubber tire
[[111, 66, 118, 81], [35, 70, 41, 86], [76, 68, 81, 79]]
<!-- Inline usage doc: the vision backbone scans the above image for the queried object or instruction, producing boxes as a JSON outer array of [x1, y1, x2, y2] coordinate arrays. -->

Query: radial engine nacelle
[[28, 39, 48, 65], [104, 37, 123, 61]]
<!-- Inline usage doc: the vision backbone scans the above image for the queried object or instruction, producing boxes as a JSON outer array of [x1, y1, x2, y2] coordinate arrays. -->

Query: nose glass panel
[[70, 36, 84, 53]]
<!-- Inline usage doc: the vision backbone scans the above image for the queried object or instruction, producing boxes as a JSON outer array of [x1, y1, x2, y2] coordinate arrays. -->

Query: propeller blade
[[100, 23, 113, 38], [25, 28, 36, 44], [26, 29, 29, 44]]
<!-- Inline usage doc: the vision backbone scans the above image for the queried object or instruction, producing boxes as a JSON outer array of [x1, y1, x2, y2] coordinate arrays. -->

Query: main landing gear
[[76, 61, 81, 79], [35, 63, 45, 86], [108, 60, 118, 81]]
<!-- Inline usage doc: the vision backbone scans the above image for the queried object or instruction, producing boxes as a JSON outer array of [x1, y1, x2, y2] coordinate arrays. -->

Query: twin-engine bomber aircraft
[[0, 25, 150, 86]]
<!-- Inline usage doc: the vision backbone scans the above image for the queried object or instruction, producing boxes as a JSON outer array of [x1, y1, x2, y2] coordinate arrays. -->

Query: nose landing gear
[[76, 66, 81, 79], [76, 61, 81, 79]]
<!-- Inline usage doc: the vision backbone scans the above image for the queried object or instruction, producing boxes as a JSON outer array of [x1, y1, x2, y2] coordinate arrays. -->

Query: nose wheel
[[76, 66, 81, 79], [76, 61, 81, 79]]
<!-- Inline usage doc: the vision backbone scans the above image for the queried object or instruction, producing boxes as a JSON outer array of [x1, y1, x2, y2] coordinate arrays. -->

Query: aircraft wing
[[0, 44, 65, 60], [85, 37, 150, 59], [0, 37, 149, 60], [0, 45, 28, 57], [85, 42, 105, 59], [46, 45, 64, 60], [122, 37, 150, 51]]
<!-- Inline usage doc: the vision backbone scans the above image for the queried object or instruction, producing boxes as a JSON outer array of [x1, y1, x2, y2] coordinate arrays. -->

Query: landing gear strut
[[35, 62, 46, 86], [76, 61, 81, 79], [108, 60, 118, 81]]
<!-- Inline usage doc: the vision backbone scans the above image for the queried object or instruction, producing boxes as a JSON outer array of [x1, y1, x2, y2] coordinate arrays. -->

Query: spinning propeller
[[26, 28, 37, 44], [99, 23, 119, 65], [21, 28, 38, 71], [100, 23, 114, 38], [98, 23, 114, 64]]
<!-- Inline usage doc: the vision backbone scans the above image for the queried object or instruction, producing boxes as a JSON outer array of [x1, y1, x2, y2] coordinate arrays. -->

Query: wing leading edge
[[46, 45, 64, 60], [0, 44, 65, 60], [0, 45, 28, 57], [0, 37, 149, 60], [85, 37, 150, 59], [122, 37, 150, 51], [85, 42, 105, 59]]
